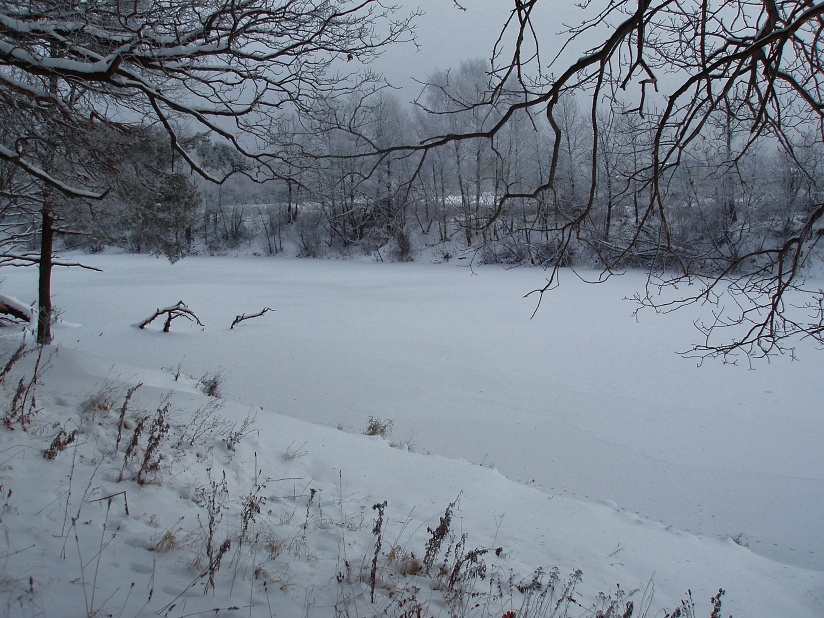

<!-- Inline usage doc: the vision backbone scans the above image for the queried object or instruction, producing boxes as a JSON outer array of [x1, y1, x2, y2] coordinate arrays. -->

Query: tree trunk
[[723, 110, 737, 248], [604, 171, 613, 241], [37, 203, 54, 345]]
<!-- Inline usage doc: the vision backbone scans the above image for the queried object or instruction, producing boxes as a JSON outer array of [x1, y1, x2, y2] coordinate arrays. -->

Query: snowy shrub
[[284, 440, 308, 461], [137, 403, 171, 485], [0, 342, 28, 384], [195, 468, 230, 592], [152, 529, 180, 553], [364, 416, 393, 438], [224, 410, 255, 452], [424, 495, 459, 572], [296, 210, 325, 258], [198, 369, 225, 398], [79, 382, 119, 418], [172, 398, 228, 449], [2, 345, 50, 431]]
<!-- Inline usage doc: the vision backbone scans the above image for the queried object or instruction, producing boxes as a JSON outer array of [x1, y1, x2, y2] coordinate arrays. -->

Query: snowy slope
[[0, 341, 820, 617]]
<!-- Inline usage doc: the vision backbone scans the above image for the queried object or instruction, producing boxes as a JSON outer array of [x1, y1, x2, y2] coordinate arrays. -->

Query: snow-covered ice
[[0, 254, 821, 617]]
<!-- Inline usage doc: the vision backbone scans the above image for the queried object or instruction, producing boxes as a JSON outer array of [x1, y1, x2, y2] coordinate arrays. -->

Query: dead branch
[[230, 307, 273, 329], [139, 301, 204, 332]]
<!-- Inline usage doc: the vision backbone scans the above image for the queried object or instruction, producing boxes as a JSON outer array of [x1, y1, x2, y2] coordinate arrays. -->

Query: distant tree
[[420, 60, 502, 246], [123, 166, 201, 262], [359, 91, 416, 259]]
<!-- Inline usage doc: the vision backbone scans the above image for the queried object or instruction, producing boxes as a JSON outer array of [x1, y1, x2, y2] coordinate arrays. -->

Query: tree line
[[34, 58, 815, 283]]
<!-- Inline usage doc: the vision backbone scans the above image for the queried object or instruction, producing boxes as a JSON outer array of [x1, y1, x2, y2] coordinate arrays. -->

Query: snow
[[0, 254, 821, 617], [0, 293, 33, 324], [0, 144, 107, 199]]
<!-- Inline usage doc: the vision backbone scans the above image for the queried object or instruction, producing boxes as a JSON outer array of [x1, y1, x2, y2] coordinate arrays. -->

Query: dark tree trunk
[[37, 203, 54, 345]]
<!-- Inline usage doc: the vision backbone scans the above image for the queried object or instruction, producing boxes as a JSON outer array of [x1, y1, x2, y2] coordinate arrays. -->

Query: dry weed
[[152, 530, 179, 553]]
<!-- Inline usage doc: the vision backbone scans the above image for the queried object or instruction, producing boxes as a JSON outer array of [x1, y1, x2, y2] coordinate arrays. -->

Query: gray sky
[[369, 1, 516, 102], [371, 1, 584, 103]]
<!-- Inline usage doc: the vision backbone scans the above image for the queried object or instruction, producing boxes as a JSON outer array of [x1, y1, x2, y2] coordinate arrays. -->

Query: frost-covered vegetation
[[6, 84, 823, 273]]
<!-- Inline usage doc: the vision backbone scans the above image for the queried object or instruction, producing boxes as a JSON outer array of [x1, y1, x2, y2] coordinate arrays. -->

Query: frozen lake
[[3, 254, 822, 571]]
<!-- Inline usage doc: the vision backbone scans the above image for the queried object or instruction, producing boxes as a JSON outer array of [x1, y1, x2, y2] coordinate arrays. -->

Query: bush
[[364, 416, 393, 438]]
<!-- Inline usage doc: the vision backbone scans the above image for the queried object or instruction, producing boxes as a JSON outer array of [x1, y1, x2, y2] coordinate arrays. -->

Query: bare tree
[[1, 0, 415, 342], [396, 1, 824, 360], [0, 111, 121, 342]]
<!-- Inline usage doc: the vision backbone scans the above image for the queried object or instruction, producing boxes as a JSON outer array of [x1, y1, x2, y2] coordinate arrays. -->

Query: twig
[[230, 307, 273, 329], [89, 499, 113, 614], [0, 544, 35, 559], [91, 491, 130, 516]]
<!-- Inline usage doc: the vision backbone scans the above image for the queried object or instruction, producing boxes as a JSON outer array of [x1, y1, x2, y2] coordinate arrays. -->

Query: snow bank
[[0, 340, 820, 617]]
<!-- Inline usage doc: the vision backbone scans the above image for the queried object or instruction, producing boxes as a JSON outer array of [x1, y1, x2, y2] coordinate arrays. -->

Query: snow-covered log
[[0, 293, 33, 323]]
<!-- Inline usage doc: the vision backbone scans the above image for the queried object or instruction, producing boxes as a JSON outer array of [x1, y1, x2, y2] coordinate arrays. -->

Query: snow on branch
[[0, 253, 104, 271], [139, 301, 204, 333], [0, 144, 107, 199], [0, 0, 417, 193], [0, 293, 33, 323], [230, 307, 273, 329]]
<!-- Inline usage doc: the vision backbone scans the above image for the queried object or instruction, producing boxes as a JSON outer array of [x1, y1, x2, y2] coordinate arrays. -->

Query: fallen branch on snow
[[230, 307, 273, 329], [139, 301, 204, 332]]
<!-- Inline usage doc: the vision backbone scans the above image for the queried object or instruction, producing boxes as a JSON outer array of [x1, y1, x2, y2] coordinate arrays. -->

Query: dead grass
[[364, 417, 393, 438]]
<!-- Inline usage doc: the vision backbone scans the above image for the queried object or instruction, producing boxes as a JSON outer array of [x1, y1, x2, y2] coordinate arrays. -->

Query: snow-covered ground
[[0, 254, 822, 617]]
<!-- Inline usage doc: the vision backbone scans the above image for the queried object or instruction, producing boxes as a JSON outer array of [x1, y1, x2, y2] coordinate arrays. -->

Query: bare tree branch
[[230, 307, 273, 329]]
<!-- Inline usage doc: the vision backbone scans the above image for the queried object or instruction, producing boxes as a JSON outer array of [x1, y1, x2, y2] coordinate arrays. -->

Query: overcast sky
[[370, 1, 585, 103]]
